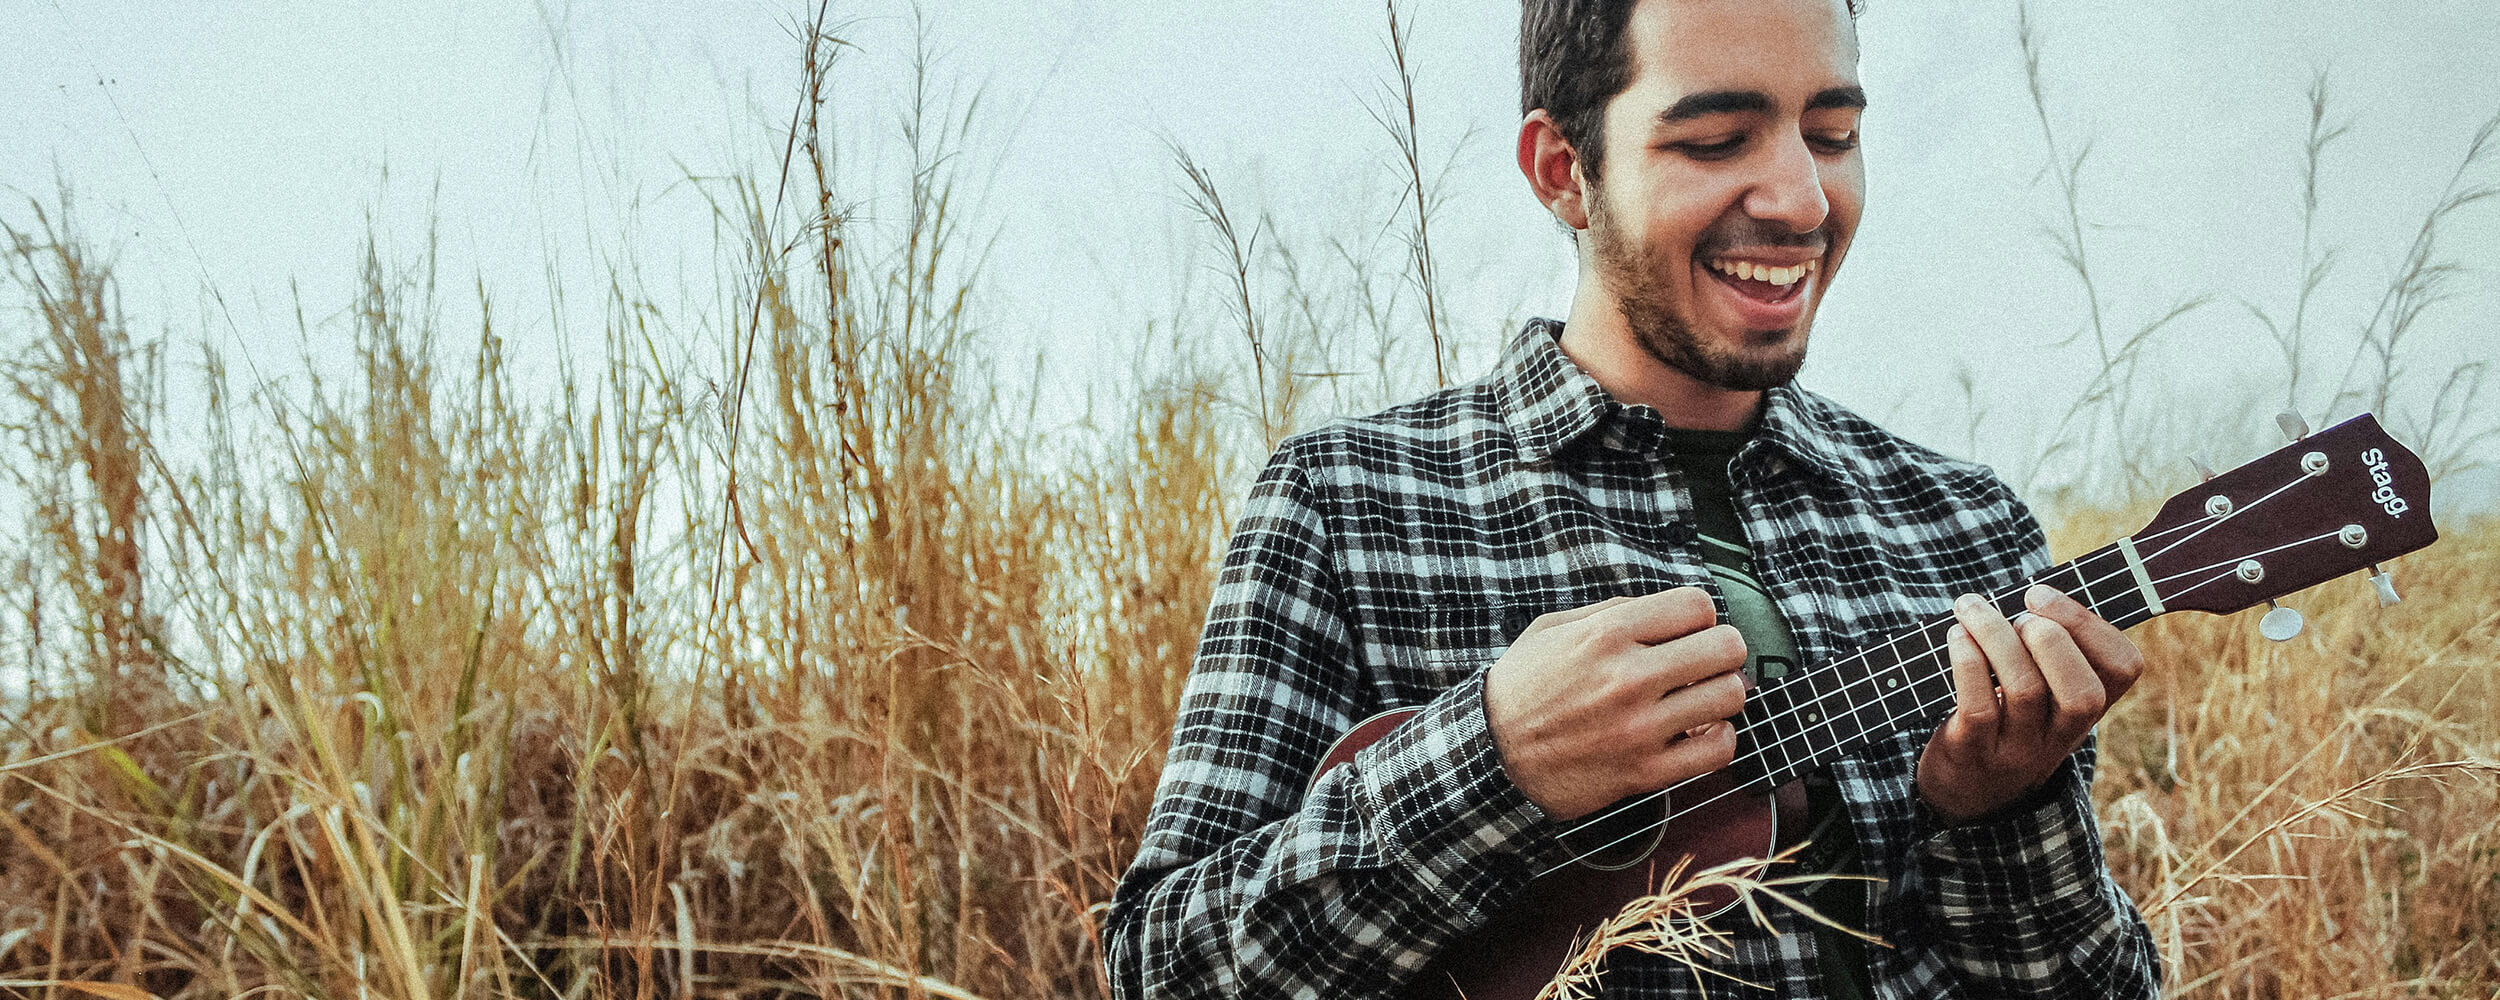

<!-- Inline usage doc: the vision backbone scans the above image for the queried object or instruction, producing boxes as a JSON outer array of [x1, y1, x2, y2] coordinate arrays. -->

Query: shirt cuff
[[1916, 757, 2108, 919], [1348, 667, 1564, 904]]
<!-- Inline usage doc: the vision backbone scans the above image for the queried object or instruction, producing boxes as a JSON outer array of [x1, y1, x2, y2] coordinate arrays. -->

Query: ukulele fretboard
[[1725, 542, 2160, 791]]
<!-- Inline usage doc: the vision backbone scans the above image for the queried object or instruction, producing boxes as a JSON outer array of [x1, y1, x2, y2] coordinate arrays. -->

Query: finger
[[1644, 668, 1749, 735], [1958, 593, 2048, 738], [1645, 718, 1739, 788], [2024, 584, 2146, 702], [1632, 623, 1748, 697], [1518, 594, 1636, 638], [1943, 621, 1997, 753], [2017, 613, 2106, 753], [1583, 586, 1719, 649]]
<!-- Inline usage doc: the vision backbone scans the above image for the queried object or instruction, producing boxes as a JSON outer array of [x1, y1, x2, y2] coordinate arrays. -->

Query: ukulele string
[[1554, 505, 2242, 842], [1537, 532, 2341, 876], [1555, 459, 2323, 843], [1531, 547, 2276, 877], [1538, 474, 2334, 873], [2134, 466, 2321, 569], [1548, 520, 2194, 844], [1534, 575, 2130, 876]]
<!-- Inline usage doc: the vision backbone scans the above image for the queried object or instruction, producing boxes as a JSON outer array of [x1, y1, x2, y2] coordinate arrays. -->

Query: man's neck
[[1556, 292, 1764, 432]]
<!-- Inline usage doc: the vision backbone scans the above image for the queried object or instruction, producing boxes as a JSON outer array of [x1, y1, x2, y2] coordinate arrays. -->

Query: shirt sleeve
[[1911, 740, 2161, 997], [1908, 483, 2162, 998], [1103, 441, 1561, 1000]]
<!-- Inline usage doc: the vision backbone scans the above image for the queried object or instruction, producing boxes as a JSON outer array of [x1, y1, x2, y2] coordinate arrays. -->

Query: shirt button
[[1664, 521, 1698, 546], [1500, 606, 1536, 640]]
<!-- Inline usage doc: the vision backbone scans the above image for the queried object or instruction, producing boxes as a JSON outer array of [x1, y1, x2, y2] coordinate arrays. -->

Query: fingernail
[[2025, 584, 2068, 612], [1955, 593, 1983, 613]]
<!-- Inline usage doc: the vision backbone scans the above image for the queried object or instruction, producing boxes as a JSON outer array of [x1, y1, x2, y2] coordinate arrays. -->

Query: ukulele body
[[1314, 707, 1803, 1000]]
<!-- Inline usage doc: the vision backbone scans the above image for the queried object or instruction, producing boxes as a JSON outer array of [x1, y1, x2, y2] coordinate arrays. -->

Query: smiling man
[[1105, 1, 2161, 997]]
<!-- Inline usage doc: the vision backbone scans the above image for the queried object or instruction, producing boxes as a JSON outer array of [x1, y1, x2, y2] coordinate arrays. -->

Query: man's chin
[[1639, 329, 1806, 392], [1693, 353, 1804, 392]]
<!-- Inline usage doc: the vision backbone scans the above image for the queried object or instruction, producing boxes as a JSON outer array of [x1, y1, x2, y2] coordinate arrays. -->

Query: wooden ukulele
[[1311, 413, 2440, 1000]]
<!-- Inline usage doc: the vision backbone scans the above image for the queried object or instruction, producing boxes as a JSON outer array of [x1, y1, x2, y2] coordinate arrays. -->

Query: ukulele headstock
[[2129, 414, 2437, 618]]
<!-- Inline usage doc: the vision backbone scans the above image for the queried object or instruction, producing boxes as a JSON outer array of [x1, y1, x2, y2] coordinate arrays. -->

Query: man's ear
[[1517, 109, 1591, 232]]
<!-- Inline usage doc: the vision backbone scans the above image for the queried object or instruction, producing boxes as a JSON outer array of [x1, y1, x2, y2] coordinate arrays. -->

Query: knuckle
[[1974, 616, 2017, 644], [1714, 673, 1749, 713], [2020, 616, 2069, 644], [1598, 664, 1650, 704], [1709, 729, 1739, 768], [1647, 750, 1686, 786], [2066, 686, 2108, 719], [1711, 624, 1749, 663], [1670, 587, 1717, 625], [1584, 615, 1623, 645]]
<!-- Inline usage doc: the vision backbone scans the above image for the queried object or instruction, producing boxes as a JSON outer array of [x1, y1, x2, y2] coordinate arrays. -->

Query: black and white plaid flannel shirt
[[1105, 319, 2159, 999]]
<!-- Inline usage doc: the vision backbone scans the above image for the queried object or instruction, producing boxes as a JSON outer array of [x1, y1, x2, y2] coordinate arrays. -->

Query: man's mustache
[[1694, 220, 1828, 258]]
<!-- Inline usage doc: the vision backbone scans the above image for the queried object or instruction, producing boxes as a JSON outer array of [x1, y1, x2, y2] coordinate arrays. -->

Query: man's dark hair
[[1519, 0, 1863, 183]]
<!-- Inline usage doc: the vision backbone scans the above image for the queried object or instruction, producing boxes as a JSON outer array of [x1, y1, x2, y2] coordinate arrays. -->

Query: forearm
[[1106, 671, 1557, 1000]]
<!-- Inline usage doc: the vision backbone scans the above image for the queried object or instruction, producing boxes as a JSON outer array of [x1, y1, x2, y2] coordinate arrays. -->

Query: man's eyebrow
[[1655, 86, 1866, 125], [1656, 90, 1771, 123], [1806, 86, 1868, 112]]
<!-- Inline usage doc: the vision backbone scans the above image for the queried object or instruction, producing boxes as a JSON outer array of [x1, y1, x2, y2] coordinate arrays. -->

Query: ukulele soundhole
[[1558, 792, 1669, 870]]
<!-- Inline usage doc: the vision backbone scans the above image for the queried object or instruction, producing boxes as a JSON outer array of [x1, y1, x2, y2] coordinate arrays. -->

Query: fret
[[1727, 717, 1772, 788], [2083, 542, 2161, 629], [1793, 664, 1847, 758], [1867, 622, 1921, 730], [1729, 544, 2180, 789], [1904, 621, 1958, 726], [2037, 558, 2098, 614], [1827, 651, 1888, 756], [1732, 677, 1801, 788]]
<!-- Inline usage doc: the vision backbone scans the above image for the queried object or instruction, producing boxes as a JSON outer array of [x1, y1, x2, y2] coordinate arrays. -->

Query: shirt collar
[[1492, 318, 1852, 483]]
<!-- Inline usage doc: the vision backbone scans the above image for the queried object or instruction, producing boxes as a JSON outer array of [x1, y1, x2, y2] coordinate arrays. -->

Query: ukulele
[[1311, 412, 2440, 1000]]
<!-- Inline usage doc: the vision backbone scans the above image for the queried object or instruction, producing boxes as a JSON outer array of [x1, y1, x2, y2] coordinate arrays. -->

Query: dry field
[[4, 11, 2496, 1000]]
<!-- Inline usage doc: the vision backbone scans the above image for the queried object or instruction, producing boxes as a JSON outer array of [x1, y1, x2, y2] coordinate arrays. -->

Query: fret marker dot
[[1888, 678, 1900, 688], [1806, 712, 1820, 723]]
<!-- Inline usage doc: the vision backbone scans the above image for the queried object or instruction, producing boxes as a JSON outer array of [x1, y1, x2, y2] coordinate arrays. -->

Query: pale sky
[[6, 1, 2497, 516]]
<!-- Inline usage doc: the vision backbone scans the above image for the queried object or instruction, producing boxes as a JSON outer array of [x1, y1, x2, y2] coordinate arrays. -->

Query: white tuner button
[[2370, 567, 2401, 607], [2260, 604, 2305, 642]]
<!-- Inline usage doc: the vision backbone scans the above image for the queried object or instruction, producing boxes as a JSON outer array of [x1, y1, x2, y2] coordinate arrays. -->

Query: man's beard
[[1588, 202, 1810, 393]]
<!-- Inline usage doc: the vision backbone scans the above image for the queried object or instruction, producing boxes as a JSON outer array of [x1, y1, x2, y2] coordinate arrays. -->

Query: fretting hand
[[1483, 587, 1750, 822], [1917, 584, 2147, 825]]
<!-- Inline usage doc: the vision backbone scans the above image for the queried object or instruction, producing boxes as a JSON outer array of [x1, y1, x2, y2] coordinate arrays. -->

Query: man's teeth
[[1707, 258, 1818, 287]]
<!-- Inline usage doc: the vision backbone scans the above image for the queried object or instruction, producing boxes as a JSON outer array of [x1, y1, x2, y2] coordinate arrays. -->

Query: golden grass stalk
[[1534, 845, 1879, 1000]]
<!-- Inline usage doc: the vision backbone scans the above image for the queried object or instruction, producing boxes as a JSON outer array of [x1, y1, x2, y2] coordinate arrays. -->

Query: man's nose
[[1742, 134, 1829, 234]]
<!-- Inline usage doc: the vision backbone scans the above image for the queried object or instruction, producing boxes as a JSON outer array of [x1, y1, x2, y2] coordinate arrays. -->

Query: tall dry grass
[[2, 8, 2496, 1000]]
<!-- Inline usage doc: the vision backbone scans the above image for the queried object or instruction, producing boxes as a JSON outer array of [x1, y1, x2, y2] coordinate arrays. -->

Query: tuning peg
[[2277, 411, 2311, 442], [2190, 455, 2218, 482], [2369, 564, 2400, 607], [2259, 600, 2305, 641]]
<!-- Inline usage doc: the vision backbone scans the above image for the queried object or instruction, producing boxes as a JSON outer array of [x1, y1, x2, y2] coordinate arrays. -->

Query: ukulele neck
[[1724, 540, 2161, 792]]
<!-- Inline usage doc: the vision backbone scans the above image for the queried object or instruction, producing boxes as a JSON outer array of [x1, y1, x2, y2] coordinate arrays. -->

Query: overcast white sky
[[5, 1, 2497, 515]]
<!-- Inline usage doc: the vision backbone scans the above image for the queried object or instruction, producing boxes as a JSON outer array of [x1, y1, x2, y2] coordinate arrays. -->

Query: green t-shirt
[[1660, 425, 1872, 1000]]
